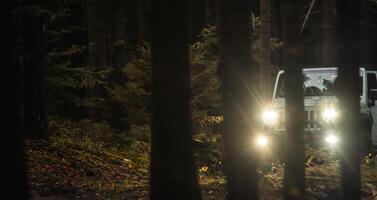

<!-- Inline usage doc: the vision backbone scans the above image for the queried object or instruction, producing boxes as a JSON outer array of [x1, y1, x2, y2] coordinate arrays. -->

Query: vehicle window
[[276, 70, 363, 98], [367, 73, 377, 90]]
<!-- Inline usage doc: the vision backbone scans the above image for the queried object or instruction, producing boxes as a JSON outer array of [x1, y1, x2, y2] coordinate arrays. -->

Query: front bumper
[[262, 125, 339, 147]]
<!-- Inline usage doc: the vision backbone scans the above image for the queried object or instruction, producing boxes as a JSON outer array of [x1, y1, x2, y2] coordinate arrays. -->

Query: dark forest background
[[20, 0, 377, 138], [5, 0, 377, 199]]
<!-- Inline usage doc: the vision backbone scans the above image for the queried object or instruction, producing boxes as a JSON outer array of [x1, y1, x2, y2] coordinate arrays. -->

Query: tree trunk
[[336, 0, 361, 199], [217, 0, 258, 199], [23, 2, 49, 139], [150, 0, 201, 199], [188, 0, 206, 43], [260, 0, 273, 99], [86, 0, 107, 68], [1, 0, 29, 199], [86, 0, 127, 128], [282, 0, 306, 199], [205, 0, 216, 26], [123, 0, 140, 48], [271, 0, 283, 68], [321, 0, 337, 65], [137, 0, 150, 43], [86, 0, 126, 69]]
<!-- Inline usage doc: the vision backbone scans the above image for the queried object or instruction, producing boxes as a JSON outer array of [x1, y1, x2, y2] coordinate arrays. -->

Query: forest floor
[[27, 116, 377, 200]]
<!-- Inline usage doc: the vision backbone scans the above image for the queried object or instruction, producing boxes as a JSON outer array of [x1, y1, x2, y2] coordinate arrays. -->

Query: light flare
[[325, 134, 338, 145], [255, 135, 269, 147], [262, 109, 278, 125], [322, 107, 338, 123]]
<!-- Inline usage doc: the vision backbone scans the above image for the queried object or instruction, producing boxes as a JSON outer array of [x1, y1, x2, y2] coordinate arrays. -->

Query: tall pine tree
[[150, 0, 201, 199], [217, 0, 259, 199], [337, 0, 361, 199], [282, 0, 306, 199]]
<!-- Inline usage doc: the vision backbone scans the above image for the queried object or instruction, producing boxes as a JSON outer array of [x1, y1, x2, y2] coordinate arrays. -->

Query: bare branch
[[301, 0, 317, 35]]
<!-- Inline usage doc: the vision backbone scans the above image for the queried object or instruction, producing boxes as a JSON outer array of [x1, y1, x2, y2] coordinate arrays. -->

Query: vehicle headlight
[[322, 107, 338, 123], [255, 135, 269, 148], [262, 109, 278, 125], [325, 134, 339, 146]]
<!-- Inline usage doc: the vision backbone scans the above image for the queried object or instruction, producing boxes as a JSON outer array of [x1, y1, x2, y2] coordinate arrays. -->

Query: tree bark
[[282, 0, 306, 199], [23, 1, 49, 139], [217, 0, 258, 199], [86, 0, 127, 128], [205, 0, 216, 26], [150, 0, 201, 199], [86, 0, 107, 68], [271, 0, 283, 68], [1, 0, 29, 199], [260, 0, 273, 98], [321, 0, 337, 65], [188, 0, 206, 43], [336, 0, 361, 199], [86, 0, 126, 69], [137, 0, 150, 43]]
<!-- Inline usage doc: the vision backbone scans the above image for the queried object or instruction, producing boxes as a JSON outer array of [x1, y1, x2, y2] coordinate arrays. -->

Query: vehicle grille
[[305, 110, 321, 131], [276, 109, 322, 131]]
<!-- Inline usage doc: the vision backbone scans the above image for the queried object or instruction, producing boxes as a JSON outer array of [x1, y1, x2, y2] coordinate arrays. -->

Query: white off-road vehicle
[[256, 67, 377, 152]]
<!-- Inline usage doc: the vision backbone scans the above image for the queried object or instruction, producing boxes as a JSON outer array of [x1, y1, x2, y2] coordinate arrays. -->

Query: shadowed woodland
[[3, 0, 377, 200]]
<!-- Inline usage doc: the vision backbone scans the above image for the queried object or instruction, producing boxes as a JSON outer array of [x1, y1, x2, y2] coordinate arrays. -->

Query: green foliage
[[122, 42, 152, 125], [190, 26, 222, 133], [39, 0, 131, 127], [35, 0, 95, 115], [47, 65, 111, 112]]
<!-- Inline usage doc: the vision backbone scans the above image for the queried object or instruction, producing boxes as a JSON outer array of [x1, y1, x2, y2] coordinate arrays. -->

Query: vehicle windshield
[[275, 70, 362, 98]]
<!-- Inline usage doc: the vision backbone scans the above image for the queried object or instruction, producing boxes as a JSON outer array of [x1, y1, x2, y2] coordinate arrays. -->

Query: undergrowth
[[26, 115, 149, 198]]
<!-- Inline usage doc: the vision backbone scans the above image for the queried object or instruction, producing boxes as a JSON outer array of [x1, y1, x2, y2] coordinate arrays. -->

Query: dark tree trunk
[[23, 1, 49, 139], [360, 0, 377, 65], [86, 0, 127, 128], [251, 0, 260, 16], [321, 0, 337, 65], [282, 0, 305, 199], [336, 0, 361, 199], [123, 0, 140, 48], [150, 0, 201, 199], [1, 0, 29, 199], [86, 0, 126, 69], [107, 0, 127, 71], [271, 0, 283, 68], [217, 0, 258, 199], [86, 0, 107, 68], [137, 0, 150, 43], [188, 0, 206, 43], [205, 0, 216, 26], [260, 0, 273, 98]]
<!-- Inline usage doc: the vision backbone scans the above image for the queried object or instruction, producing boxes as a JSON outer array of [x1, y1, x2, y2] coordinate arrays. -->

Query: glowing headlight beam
[[255, 135, 269, 147], [262, 109, 278, 125], [325, 134, 338, 145], [322, 108, 338, 123]]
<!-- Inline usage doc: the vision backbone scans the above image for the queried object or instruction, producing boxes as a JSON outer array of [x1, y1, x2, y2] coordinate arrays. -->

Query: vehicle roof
[[302, 67, 337, 71], [277, 66, 368, 73]]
